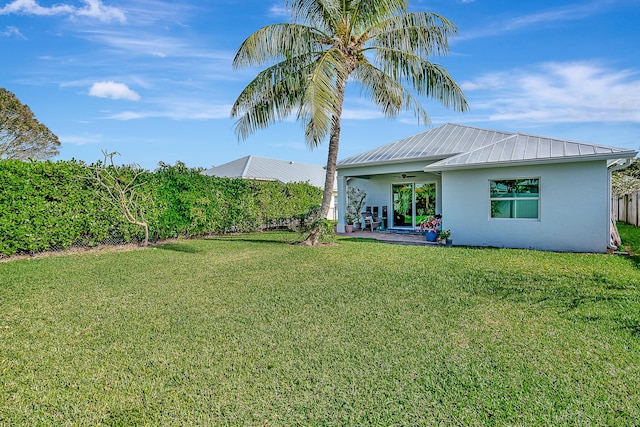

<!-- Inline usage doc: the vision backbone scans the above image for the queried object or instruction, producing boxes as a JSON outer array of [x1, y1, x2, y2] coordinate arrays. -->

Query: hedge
[[0, 160, 322, 256]]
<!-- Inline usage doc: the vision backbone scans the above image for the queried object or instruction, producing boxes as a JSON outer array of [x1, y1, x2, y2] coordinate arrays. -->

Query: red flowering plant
[[419, 215, 441, 232]]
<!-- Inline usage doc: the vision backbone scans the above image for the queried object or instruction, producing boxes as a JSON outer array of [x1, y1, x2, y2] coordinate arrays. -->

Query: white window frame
[[489, 177, 540, 220]]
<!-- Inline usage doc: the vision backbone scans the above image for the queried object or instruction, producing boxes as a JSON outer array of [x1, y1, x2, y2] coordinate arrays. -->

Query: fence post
[[636, 192, 640, 227], [614, 191, 640, 227]]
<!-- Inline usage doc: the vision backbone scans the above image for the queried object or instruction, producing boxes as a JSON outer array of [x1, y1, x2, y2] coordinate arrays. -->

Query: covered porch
[[335, 162, 442, 233]]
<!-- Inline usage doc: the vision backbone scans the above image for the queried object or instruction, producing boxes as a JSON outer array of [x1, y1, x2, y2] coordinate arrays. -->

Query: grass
[[1, 231, 639, 425], [619, 222, 640, 252]]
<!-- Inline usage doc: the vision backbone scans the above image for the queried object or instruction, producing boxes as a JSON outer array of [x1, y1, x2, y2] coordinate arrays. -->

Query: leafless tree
[[91, 150, 150, 246]]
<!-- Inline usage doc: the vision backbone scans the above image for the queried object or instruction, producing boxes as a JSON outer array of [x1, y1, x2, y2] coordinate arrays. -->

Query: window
[[490, 178, 539, 219]]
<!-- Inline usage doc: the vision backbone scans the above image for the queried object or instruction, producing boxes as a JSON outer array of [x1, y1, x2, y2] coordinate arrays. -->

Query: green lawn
[[1, 232, 639, 425], [619, 222, 640, 254]]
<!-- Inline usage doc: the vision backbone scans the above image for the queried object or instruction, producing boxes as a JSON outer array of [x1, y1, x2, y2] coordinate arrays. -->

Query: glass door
[[392, 183, 413, 227], [415, 183, 436, 224], [392, 182, 436, 228]]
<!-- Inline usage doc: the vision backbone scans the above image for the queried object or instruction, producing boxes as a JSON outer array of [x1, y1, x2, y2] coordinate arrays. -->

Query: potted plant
[[345, 186, 366, 232], [439, 229, 452, 246], [344, 212, 358, 232], [419, 214, 441, 242]]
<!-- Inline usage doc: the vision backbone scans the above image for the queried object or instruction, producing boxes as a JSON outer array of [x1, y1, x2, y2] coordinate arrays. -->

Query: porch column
[[336, 175, 348, 233]]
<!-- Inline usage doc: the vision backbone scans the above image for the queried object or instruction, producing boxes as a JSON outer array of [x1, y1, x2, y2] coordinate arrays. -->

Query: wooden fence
[[612, 191, 640, 227]]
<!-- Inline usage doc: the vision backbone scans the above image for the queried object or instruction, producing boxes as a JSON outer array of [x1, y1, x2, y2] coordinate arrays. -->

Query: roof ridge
[[241, 155, 253, 177], [442, 122, 514, 136]]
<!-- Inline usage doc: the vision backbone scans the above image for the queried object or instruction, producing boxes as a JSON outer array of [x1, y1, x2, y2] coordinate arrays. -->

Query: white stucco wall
[[441, 160, 610, 252]]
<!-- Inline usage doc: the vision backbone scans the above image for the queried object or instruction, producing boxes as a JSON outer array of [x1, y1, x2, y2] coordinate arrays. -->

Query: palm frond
[[350, 0, 406, 32], [286, 0, 340, 31], [352, 62, 430, 123], [233, 23, 326, 68], [232, 54, 319, 140], [368, 12, 457, 57], [371, 47, 468, 112], [300, 48, 345, 147]]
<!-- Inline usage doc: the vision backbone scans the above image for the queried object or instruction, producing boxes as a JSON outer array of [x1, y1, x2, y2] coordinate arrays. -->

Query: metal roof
[[202, 155, 328, 189], [425, 133, 637, 171], [337, 123, 513, 167], [337, 123, 637, 170]]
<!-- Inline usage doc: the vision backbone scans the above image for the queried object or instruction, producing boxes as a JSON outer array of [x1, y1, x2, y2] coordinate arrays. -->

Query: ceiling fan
[[393, 173, 416, 179]]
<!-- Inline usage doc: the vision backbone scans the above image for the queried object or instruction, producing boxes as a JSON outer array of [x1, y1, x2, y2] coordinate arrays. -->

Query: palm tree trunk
[[302, 75, 348, 246]]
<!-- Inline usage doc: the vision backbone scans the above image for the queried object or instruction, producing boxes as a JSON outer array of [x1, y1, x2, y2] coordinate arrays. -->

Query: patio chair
[[361, 212, 383, 231]]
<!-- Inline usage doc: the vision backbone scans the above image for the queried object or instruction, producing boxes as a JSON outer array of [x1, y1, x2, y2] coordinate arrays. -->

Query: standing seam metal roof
[[202, 155, 329, 189], [426, 132, 636, 170], [337, 123, 636, 170]]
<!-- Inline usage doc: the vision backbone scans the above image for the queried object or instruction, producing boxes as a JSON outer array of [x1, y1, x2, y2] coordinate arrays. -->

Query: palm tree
[[231, 0, 468, 245]]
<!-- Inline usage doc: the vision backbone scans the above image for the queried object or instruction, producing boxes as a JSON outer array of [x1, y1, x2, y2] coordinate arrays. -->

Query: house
[[202, 155, 337, 219], [336, 123, 637, 252]]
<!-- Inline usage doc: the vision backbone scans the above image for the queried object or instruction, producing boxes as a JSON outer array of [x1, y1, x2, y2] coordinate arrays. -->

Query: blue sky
[[1, 0, 639, 170]]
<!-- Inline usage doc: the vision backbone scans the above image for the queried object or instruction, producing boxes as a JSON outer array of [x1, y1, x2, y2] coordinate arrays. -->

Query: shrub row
[[0, 160, 322, 256]]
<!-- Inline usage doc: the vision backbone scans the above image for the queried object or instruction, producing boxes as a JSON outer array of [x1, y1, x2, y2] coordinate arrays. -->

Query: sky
[[1, 0, 639, 170]]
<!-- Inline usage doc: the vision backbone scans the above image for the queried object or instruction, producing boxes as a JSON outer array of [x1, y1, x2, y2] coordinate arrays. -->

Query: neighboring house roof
[[202, 155, 329, 189], [337, 123, 637, 171]]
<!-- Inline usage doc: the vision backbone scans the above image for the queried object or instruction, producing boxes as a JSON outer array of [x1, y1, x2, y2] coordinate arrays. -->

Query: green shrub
[[0, 159, 322, 256]]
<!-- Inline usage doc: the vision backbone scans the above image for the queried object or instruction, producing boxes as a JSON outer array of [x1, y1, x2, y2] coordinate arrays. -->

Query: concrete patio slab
[[336, 230, 443, 246]]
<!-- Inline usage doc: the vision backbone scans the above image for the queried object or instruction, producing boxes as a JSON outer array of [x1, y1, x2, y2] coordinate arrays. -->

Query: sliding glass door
[[392, 183, 413, 227], [392, 182, 436, 228]]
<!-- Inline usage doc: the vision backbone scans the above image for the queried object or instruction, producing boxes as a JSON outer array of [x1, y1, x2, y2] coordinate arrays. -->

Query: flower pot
[[345, 224, 353, 233], [445, 239, 453, 247], [425, 230, 438, 242]]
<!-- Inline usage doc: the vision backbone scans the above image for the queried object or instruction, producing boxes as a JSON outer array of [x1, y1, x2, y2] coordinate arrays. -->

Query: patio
[[336, 229, 440, 246]]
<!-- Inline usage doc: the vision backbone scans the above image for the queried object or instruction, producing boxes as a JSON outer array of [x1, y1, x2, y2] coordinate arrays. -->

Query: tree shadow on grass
[[156, 243, 201, 254], [202, 236, 303, 246], [474, 272, 640, 339], [342, 237, 380, 244], [621, 319, 640, 337], [625, 253, 640, 270]]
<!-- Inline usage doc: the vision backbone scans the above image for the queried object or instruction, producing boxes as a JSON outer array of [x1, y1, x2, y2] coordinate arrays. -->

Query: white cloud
[[60, 134, 103, 145], [0, 0, 73, 16], [74, 0, 126, 23], [458, 2, 608, 41], [89, 81, 141, 101], [341, 108, 385, 120], [269, 4, 288, 18], [109, 111, 144, 120], [461, 62, 640, 124], [106, 101, 232, 121], [1, 25, 25, 38], [76, 28, 235, 66], [0, 0, 125, 23]]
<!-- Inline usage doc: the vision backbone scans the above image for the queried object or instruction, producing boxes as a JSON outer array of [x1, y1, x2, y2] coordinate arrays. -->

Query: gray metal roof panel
[[425, 133, 637, 171], [201, 156, 251, 178], [203, 155, 329, 189], [337, 123, 514, 168]]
